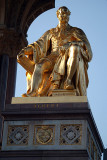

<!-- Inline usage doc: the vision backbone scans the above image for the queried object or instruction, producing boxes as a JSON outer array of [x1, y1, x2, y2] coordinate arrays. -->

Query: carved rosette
[[7, 125, 29, 145], [0, 28, 27, 58], [60, 124, 82, 145]]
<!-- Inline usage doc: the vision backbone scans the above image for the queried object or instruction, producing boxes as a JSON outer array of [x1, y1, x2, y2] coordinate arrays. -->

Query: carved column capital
[[0, 28, 28, 58]]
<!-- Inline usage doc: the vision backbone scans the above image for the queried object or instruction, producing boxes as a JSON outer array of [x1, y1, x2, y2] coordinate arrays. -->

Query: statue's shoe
[[22, 91, 37, 97], [48, 84, 59, 96], [64, 79, 74, 90], [22, 93, 28, 97], [64, 84, 74, 90]]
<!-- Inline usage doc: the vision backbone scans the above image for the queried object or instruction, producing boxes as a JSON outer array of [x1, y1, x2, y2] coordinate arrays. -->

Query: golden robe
[[26, 24, 92, 96]]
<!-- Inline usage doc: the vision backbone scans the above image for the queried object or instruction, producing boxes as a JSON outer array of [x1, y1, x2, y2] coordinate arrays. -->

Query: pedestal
[[0, 96, 104, 160]]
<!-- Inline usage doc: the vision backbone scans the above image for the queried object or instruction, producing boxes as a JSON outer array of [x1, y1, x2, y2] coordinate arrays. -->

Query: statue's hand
[[59, 46, 66, 55], [24, 45, 33, 55], [17, 49, 24, 59]]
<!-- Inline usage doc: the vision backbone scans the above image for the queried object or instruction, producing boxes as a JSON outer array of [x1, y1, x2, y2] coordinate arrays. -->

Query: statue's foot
[[27, 91, 37, 97], [22, 91, 37, 97], [64, 79, 74, 90], [53, 84, 59, 90], [48, 84, 59, 96], [22, 93, 28, 97]]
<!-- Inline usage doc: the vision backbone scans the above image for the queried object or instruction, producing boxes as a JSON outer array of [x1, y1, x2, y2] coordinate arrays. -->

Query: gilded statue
[[17, 6, 92, 97]]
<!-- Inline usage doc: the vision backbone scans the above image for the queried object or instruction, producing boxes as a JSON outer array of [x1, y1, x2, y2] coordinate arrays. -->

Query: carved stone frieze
[[2, 119, 103, 159], [7, 125, 29, 145], [0, 28, 27, 58], [60, 124, 82, 145], [87, 128, 101, 160]]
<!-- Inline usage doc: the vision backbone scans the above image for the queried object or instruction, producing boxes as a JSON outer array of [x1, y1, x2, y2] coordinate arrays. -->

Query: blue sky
[[15, 0, 107, 156]]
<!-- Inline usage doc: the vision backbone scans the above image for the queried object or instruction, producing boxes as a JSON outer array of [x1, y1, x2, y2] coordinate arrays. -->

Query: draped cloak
[[29, 24, 92, 96]]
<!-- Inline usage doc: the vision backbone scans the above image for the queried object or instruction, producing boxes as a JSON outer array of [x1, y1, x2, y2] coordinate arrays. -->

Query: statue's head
[[56, 6, 71, 23]]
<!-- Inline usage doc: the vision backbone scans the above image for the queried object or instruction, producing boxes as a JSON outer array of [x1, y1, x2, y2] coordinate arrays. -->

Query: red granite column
[[0, 29, 27, 147], [5, 58, 17, 104], [0, 54, 9, 109], [0, 54, 9, 146]]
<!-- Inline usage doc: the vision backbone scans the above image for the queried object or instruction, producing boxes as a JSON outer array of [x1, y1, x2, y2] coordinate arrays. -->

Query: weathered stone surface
[[0, 29, 27, 58], [2, 120, 86, 150], [0, 55, 9, 110], [1, 101, 104, 160], [0, 150, 89, 160], [11, 96, 87, 104], [0, 0, 55, 36], [5, 58, 17, 104]]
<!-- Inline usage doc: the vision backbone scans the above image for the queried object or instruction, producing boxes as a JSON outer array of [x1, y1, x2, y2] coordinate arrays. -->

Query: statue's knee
[[69, 44, 79, 58]]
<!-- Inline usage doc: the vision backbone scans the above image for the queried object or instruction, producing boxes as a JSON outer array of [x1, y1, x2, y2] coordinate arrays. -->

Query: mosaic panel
[[87, 128, 101, 160], [98, 155, 101, 160], [87, 129, 91, 153], [94, 146, 97, 160], [34, 125, 55, 145], [7, 125, 29, 145], [91, 139, 94, 160], [60, 124, 82, 145]]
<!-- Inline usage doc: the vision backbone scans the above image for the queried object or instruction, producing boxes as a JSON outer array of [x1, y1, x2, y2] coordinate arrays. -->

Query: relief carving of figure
[[17, 6, 92, 97]]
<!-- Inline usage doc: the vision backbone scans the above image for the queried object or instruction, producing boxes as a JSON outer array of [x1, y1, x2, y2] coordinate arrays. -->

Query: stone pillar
[[0, 28, 27, 104], [0, 54, 9, 110], [5, 58, 17, 104], [0, 28, 27, 147], [0, 54, 9, 146], [103, 149, 107, 160]]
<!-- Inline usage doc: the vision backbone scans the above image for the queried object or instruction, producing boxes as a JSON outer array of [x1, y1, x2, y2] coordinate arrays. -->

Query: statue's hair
[[56, 6, 71, 17]]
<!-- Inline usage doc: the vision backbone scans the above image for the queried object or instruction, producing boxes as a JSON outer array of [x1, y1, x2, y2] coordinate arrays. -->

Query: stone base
[[52, 89, 77, 96], [0, 97, 104, 160], [0, 150, 89, 160], [11, 96, 87, 104]]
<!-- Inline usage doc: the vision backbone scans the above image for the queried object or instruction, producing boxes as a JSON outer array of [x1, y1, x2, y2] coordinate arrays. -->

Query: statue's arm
[[74, 28, 93, 62], [17, 30, 51, 63], [17, 44, 34, 60]]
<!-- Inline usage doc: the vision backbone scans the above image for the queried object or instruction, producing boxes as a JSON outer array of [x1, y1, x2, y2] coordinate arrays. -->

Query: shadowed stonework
[[0, 0, 55, 148], [0, 1, 104, 160], [0, 98, 104, 159]]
